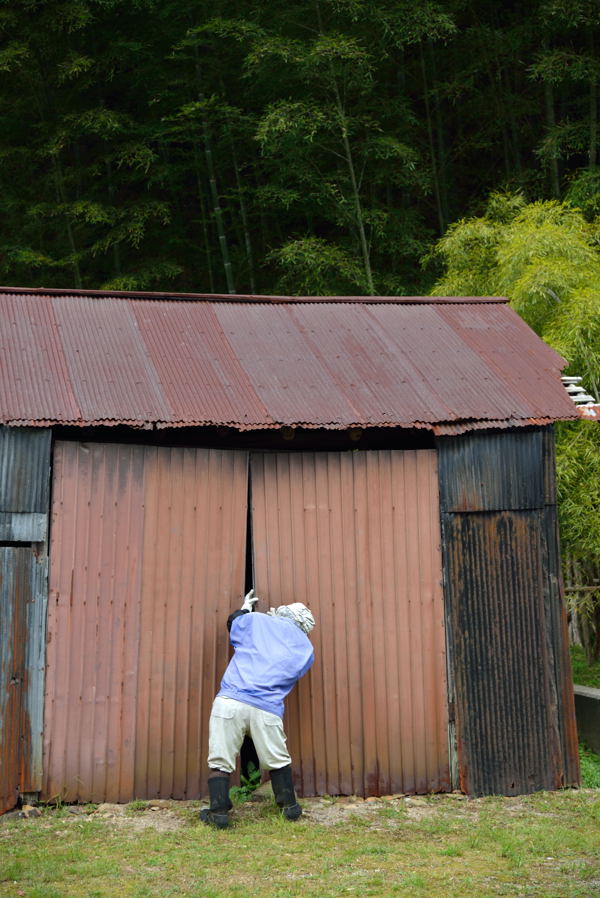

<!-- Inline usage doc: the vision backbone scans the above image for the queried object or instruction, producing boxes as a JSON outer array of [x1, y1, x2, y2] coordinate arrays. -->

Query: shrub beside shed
[[0, 288, 581, 813]]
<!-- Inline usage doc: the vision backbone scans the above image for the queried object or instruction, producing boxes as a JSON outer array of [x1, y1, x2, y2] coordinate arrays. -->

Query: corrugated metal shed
[[0, 287, 577, 432]]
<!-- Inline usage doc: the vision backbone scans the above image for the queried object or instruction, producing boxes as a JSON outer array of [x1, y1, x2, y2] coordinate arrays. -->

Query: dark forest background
[[1, 0, 598, 295]]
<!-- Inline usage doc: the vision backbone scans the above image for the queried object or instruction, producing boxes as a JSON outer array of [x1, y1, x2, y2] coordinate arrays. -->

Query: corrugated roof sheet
[[577, 405, 600, 420], [0, 287, 579, 432]]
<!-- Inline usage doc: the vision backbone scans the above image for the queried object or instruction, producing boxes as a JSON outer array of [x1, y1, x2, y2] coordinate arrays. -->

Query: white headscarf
[[268, 602, 315, 635]]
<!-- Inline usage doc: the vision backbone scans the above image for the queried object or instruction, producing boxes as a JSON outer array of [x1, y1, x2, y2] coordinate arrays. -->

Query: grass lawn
[[1, 787, 599, 898], [570, 645, 600, 689]]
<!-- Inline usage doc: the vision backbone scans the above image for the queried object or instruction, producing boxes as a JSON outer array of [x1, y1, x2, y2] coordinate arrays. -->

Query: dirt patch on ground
[[93, 802, 189, 834], [5, 788, 595, 833], [12, 787, 474, 832]]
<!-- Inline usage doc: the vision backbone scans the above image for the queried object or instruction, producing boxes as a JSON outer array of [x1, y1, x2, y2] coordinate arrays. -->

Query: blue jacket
[[217, 612, 314, 718]]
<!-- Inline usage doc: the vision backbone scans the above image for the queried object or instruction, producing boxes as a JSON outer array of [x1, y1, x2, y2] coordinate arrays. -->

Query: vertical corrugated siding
[[438, 427, 579, 796], [133, 447, 249, 800], [0, 428, 51, 541], [251, 450, 449, 797], [542, 425, 557, 505], [0, 549, 25, 813], [0, 428, 51, 513], [0, 427, 50, 814], [0, 549, 47, 811], [44, 442, 248, 803], [437, 429, 544, 512], [444, 512, 562, 795], [20, 551, 48, 793], [44, 442, 144, 802]]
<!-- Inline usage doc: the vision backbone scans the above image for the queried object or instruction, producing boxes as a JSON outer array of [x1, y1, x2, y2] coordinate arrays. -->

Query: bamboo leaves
[[0, 0, 597, 294]]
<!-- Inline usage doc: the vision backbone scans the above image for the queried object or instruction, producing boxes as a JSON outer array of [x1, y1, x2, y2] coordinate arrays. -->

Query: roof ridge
[[0, 286, 508, 304]]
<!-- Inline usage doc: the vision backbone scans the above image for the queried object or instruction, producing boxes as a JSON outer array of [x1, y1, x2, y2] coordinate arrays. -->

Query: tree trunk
[[193, 143, 216, 294], [507, 69, 523, 179], [419, 41, 445, 235], [228, 129, 256, 294], [105, 158, 122, 277], [589, 34, 597, 169], [52, 156, 82, 288], [429, 42, 450, 228], [315, 0, 375, 294], [334, 88, 375, 295], [541, 39, 560, 198], [193, 46, 236, 294]]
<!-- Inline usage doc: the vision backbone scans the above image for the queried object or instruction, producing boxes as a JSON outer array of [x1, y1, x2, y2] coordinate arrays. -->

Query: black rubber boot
[[200, 774, 232, 829], [270, 765, 302, 821]]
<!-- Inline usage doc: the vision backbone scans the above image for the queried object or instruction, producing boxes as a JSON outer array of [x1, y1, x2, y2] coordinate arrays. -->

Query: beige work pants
[[207, 696, 291, 774]]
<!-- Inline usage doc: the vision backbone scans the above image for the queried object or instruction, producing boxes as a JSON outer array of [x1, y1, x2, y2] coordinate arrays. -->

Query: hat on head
[[268, 602, 315, 634]]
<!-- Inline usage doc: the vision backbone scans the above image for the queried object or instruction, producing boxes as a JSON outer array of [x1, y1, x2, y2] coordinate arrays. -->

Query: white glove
[[241, 589, 259, 612]]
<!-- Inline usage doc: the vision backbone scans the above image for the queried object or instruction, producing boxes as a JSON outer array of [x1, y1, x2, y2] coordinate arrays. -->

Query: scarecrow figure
[[201, 590, 315, 828]]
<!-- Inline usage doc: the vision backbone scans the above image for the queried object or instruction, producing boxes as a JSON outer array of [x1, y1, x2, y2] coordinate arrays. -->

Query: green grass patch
[[580, 744, 600, 788], [0, 791, 599, 898], [570, 644, 600, 688], [126, 800, 149, 814]]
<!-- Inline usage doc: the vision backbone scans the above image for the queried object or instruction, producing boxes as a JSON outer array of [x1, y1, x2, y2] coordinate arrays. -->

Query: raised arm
[[227, 589, 259, 631]]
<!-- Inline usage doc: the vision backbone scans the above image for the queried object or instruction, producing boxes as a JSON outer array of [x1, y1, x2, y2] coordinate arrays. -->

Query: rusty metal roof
[[577, 405, 600, 420], [0, 287, 579, 432]]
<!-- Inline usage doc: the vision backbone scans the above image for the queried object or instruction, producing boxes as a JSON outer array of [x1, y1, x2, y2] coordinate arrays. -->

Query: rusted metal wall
[[0, 427, 51, 540], [437, 429, 544, 512], [43, 442, 248, 803], [0, 550, 47, 812], [438, 427, 579, 796], [251, 449, 449, 797], [0, 428, 51, 814]]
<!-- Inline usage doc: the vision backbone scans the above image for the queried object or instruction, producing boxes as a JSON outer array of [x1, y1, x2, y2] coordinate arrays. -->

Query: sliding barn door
[[251, 450, 449, 797], [44, 442, 248, 803]]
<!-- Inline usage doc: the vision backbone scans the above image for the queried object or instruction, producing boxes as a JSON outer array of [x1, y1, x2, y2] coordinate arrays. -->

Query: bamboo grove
[[1, 0, 598, 295]]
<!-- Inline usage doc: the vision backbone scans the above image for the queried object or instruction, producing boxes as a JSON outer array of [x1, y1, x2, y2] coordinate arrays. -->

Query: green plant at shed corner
[[229, 762, 262, 806], [429, 187, 600, 663], [579, 744, 600, 789], [570, 644, 600, 688]]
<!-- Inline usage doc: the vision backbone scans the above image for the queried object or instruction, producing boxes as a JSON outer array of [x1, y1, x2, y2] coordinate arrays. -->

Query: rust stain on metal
[[0, 288, 578, 432], [438, 429, 545, 513], [444, 511, 568, 796], [43, 442, 248, 803], [251, 449, 449, 797], [577, 404, 600, 419], [0, 549, 35, 812], [438, 427, 579, 796]]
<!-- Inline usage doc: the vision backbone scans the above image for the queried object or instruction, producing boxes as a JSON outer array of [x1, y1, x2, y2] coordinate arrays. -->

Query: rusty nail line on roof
[[0, 285, 509, 304]]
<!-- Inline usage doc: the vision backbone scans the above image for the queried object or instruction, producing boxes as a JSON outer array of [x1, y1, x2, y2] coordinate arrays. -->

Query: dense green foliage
[[431, 193, 600, 561], [431, 191, 600, 656], [580, 744, 600, 789], [571, 645, 600, 688], [0, 0, 598, 294]]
